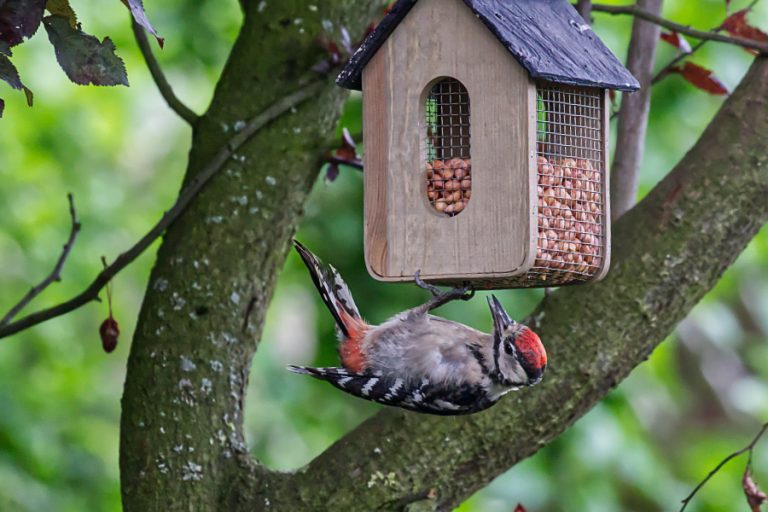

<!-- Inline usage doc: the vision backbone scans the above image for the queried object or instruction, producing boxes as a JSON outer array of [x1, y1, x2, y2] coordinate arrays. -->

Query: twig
[[131, 20, 199, 126], [576, 0, 592, 23], [653, 40, 706, 85], [591, 3, 768, 54], [680, 422, 768, 511], [652, 0, 763, 85], [0, 193, 81, 326], [0, 79, 326, 340]]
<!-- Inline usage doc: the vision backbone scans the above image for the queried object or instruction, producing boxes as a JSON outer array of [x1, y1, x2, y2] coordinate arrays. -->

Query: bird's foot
[[414, 271, 474, 304], [414, 270, 443, 297]]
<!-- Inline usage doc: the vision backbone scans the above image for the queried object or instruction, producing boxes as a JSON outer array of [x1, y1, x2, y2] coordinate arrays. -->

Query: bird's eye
[[503, 339, 515, 355]]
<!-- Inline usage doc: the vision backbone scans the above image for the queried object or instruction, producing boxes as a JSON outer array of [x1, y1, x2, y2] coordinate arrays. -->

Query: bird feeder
[[337, 0, 639, 289]]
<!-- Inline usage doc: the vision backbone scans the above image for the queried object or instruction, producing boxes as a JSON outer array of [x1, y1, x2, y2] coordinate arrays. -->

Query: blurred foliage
[[0, 0, 766, 511]]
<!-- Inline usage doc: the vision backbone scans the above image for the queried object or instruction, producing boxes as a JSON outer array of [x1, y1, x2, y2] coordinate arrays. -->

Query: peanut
[[426, 158, 472, 216], [533, 155, 605, 283]]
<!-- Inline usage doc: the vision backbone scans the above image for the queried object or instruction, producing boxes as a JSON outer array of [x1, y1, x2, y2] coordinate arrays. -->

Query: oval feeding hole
[[424, 77, 471, 217]]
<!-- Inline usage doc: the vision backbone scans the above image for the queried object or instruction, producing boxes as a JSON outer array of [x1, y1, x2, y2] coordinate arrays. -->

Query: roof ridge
[[337, 0, 639, 92]]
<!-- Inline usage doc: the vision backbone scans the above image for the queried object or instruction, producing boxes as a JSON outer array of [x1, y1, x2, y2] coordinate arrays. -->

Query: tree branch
[[131, 20, 200, 126], [0, 193, 80, 326], [611, 0, 663, 220], [259, 57, 768, 511], [680, 422, 768, 511], [653, 40, 704, 85], [0, 79, 325, 340], [591, 3, 768, 54]]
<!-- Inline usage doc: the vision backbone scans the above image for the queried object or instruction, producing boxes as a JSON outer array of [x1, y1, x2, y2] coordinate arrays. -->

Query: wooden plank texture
[[362, 49, 391, 280], [363, 0, 534, 284]]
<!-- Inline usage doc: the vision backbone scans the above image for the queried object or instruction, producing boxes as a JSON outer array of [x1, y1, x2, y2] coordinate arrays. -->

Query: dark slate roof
[[337, 0, 640, 92]]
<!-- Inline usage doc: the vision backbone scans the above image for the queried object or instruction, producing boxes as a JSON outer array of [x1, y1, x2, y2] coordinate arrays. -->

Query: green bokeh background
[[0, 1, 766, 510]]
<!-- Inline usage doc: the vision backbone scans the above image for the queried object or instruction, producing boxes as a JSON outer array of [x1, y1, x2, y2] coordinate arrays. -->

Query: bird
[[287, 240, 547, 415]]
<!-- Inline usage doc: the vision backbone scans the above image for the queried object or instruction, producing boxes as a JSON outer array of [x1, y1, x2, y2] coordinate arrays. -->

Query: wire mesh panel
[[515, 83, 606, 286], [424, 78, 471, 217]]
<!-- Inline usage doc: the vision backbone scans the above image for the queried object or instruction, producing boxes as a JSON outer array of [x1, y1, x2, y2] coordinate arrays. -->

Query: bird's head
[[487, 295, 547, 387]]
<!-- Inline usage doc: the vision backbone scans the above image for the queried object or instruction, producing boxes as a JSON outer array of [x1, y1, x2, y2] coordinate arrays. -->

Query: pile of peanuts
[[533, 155, 604, 279], [425, 158, 472, 216]]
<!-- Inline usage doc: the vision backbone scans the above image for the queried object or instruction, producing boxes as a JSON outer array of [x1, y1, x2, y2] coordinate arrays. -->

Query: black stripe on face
[[491, 335, 504, 384], [468, 344, 493, 378]]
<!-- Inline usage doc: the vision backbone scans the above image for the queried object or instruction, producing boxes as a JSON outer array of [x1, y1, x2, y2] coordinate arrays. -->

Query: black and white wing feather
[[286, 365, 498, 416], [293, 240, 361, 339]]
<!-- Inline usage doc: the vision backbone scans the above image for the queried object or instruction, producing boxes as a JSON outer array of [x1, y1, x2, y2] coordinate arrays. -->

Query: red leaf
[[722, 9, 768, 55], [514, 504, 527, 512], [670, 62, 729, 96], [121, 0, 164, 48], [722, 9, 768, 41], [743, 470, 768, 512], [99, 317, 120, 353], [661, 31, 692, 53], [384, 1, 396, 14], [325, 161, 340, 183]]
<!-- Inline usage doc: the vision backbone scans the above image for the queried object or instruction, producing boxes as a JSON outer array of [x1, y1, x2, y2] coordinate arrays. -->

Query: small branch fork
[[0, 79, 326, 340], [0, 194, 81, 327], [591, 3, 768, 54], [680, 422, 768, 511], [652, 0, 763, 85], [131, 20, 199, 126]]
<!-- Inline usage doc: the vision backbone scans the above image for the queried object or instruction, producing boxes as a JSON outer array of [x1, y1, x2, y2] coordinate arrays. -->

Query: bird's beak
[[487, 295, 515, 334]]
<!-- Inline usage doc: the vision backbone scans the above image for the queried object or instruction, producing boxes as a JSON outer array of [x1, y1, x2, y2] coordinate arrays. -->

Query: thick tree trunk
[[119, 1, 385, 510], [119, 0, 768, 508]]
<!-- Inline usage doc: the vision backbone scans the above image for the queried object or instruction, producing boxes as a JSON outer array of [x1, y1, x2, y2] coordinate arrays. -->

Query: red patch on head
[[516, 328, 547, 370]]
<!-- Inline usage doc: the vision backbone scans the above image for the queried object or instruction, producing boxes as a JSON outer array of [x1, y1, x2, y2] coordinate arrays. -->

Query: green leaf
[[43, 15, 128, 87], [45, 0, 77, 29], [0, 0, 47, 46], [121, 0, 164, 48]]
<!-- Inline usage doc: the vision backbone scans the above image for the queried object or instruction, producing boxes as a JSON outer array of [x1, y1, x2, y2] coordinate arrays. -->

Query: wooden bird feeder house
[[337, 0, 639, 289]]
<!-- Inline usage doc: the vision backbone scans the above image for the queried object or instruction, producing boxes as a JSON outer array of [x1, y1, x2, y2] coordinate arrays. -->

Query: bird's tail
[[293, 240, 365, 341]]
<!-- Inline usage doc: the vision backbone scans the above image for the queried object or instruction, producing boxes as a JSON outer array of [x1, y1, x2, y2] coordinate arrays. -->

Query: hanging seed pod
[[99, 256, 119, 353], [100, 317, 120, 353]]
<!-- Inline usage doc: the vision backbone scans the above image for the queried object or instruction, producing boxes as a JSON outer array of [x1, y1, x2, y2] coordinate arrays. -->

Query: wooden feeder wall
[[340, 0, 637, 289]]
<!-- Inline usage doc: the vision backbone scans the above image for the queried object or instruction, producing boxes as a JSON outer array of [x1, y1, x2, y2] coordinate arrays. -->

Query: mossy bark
[[120, 0, 768, 508], [119, 1, 385, 510]]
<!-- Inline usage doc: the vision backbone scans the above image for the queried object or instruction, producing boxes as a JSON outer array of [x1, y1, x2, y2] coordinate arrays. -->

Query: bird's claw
[[414, 270, 443, 297], [459, 283, 475, 301], [415, 271, 475, 302]]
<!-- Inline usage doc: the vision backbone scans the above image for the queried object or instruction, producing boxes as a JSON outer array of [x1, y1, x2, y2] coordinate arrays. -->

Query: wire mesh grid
[[424, 78, 471, 217], [518, 83, 606, 286]]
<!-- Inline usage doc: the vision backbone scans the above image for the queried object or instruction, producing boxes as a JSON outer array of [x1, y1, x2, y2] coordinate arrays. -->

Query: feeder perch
[[337, 0, 639, 289]]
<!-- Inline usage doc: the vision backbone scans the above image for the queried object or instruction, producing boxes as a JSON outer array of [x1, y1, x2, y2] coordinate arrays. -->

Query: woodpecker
[[288, 241, 547, 415]]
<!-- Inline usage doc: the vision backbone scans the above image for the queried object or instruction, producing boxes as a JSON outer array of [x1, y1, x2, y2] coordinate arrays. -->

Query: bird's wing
[[287, 365, 496, 415]]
